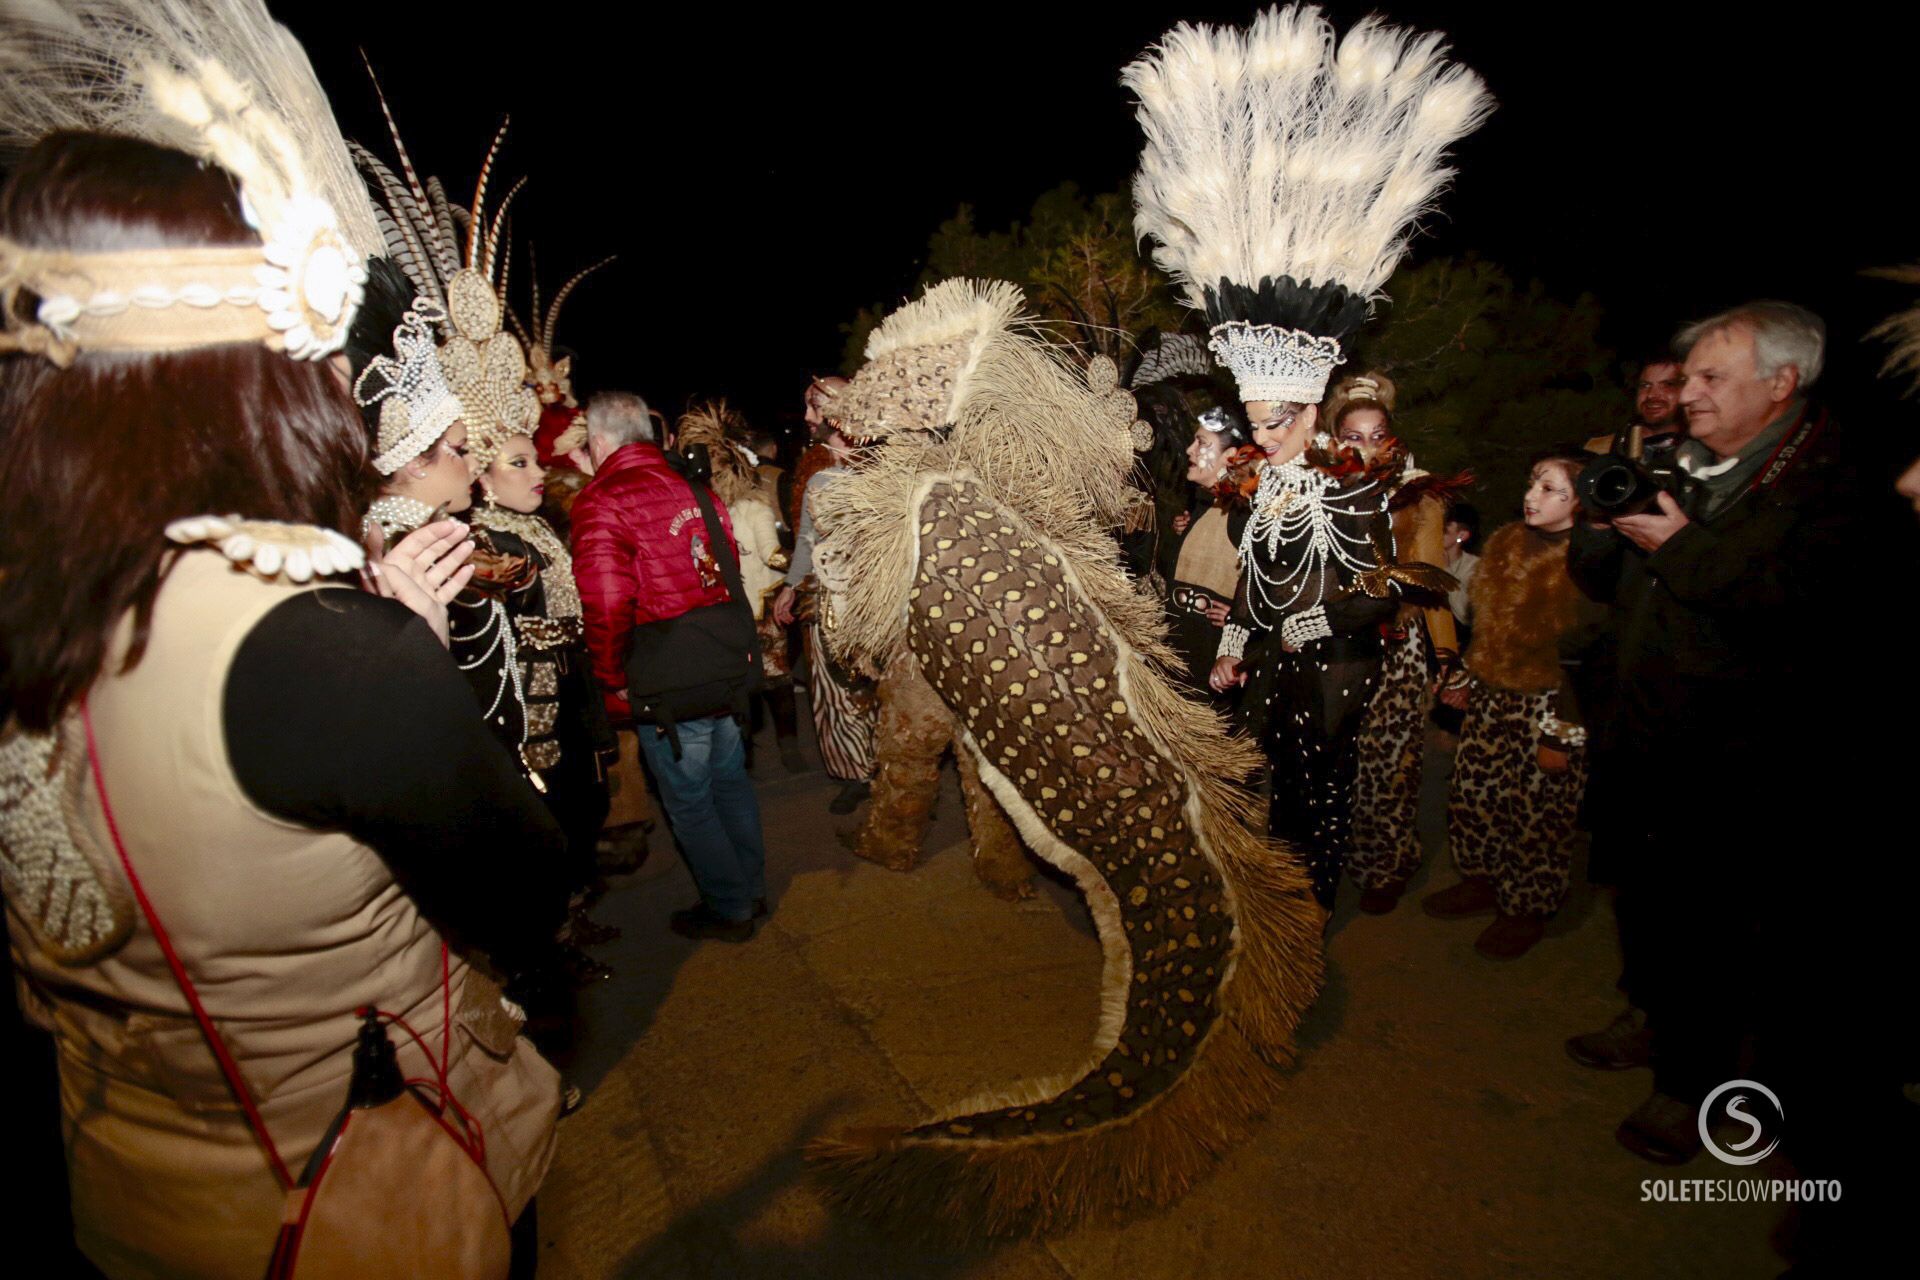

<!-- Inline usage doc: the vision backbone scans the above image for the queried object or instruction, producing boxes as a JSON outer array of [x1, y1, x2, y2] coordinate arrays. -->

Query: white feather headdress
[[0, 0, 380, 363], [1125, 4, 1493, 403]]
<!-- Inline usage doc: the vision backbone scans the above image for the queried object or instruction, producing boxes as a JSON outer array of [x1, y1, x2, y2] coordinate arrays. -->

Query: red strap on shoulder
[[81, 700, 295, 1189]]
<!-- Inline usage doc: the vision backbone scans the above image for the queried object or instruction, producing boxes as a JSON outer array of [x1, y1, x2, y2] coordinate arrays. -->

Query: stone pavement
[[534, 723, 1788, 1279]]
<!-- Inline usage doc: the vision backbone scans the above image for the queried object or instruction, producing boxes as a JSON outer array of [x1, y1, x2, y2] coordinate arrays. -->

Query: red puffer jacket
[[570, 442, 738, 716]]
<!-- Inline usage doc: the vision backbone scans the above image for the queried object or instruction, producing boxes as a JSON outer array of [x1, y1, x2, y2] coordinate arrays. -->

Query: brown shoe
[[1566, 1007, 1652, 1071], [1474, 910, 1546, 959], [1420, 876, 1496, 919], [1357, 881, 1409, 915], [1616, 1092, 1703, 1166]]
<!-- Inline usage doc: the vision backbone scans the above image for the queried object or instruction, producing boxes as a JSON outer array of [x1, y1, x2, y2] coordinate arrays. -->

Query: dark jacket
[[1568, 405, 1869, 793]]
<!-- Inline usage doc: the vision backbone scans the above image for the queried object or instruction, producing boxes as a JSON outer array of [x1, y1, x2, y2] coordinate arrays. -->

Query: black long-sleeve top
[[224, 590, 569, 973]]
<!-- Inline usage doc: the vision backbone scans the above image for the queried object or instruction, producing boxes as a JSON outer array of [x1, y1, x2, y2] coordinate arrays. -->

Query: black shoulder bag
[[622, 481, 763, 757]]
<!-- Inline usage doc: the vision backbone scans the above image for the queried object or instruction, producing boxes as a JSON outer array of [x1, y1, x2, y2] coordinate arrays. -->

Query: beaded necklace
[[473, 505, 581, 620], [363, 494, 440, 541], [1237, 449, 1387, 624]]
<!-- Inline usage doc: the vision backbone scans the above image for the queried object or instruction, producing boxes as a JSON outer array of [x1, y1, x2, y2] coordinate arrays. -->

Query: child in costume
[[1423, 449, 1602, 958]]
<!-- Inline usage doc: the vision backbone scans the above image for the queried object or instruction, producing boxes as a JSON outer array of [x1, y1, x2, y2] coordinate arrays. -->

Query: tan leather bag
[[268, 1083, 510, 1278], [84, 703, 513, 1279]]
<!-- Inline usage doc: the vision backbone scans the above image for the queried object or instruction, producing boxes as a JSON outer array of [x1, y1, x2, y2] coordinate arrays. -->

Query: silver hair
[[1676, 301, 1825, 390], [585, 390, 655, 446]]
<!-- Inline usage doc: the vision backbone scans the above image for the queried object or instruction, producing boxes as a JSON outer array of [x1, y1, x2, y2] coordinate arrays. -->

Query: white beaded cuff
[[1218, 623, 1250, 660], [1280, 605, 1331, 650], [1537, 712, 1588, 749]]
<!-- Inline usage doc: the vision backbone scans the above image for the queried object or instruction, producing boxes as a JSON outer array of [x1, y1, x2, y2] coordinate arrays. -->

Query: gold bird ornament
[[1344, 516, 1459, 602]]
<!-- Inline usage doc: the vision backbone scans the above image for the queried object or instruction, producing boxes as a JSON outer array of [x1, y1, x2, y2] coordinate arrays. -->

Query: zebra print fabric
[[805, 623, 875, 781]]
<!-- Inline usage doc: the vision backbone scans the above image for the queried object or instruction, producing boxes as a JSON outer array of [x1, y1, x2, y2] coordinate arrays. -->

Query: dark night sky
[[294, 3, 1913, 448]]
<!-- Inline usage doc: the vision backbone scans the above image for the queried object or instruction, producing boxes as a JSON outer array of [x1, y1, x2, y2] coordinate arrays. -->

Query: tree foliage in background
[[839, 183, 1185, 371], [1344, 256, 1628, 524], [843, 190, 1626, 524]]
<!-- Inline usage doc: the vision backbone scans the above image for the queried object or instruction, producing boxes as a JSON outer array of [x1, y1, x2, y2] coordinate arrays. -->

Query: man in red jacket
[[572, 390, 767, 942]]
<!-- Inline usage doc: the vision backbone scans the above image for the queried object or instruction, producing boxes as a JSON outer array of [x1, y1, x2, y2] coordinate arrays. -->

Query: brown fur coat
[[1465, 523, 1591, 693]]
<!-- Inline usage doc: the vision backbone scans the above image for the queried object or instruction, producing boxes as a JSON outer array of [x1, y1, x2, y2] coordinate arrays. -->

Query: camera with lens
[[1575, 428, 1680, 518]]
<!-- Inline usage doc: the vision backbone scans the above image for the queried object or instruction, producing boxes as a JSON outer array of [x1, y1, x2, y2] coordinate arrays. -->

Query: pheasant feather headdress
[[353, 79, 538, 472], [507, 247, 615, 410], [1125, 4, 1493, 404], [0, 0, 382, 365]]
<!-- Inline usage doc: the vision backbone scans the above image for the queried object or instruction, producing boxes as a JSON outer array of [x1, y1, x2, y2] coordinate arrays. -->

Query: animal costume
[[804, 279, 1324, 1235], [1128, 4, 1492, 910], [850, 645, 1036, 901], [1445, 523, 1598, 917]]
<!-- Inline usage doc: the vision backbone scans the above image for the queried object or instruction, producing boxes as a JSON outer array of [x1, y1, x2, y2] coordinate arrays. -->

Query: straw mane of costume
[[804, 278, 1324, 1236]]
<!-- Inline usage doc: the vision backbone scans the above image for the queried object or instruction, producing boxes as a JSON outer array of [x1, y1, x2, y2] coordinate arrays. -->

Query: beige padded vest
[[8, 550, 558, 1280]]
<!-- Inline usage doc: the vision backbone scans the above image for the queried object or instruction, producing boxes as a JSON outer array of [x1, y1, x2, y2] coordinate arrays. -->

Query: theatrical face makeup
[[1336, 406, 1393, 457], [484, 434, 546, 514], [1522, 461, 1578, 533], [1245, 401, 1316, 466], [1186, 426, 1229, 486]]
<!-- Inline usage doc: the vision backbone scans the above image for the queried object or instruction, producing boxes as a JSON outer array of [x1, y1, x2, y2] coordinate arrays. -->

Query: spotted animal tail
[[809, 479, 1324, 1236]]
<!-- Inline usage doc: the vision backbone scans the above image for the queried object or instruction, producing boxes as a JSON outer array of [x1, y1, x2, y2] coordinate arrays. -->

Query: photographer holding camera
[[1565, 302, 1906, 1266], [572, 391, 770, 943]]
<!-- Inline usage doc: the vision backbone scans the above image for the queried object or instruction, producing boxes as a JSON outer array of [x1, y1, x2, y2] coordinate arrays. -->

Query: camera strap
[[1755, 406, 1825, 494]]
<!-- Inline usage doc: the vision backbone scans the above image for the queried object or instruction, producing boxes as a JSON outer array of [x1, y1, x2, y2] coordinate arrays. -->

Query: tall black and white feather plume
[[1124, 3, 1494, 343]]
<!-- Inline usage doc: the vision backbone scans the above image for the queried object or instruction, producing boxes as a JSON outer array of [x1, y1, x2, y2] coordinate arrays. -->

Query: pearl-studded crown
[[1207, 321, 1346, 405]]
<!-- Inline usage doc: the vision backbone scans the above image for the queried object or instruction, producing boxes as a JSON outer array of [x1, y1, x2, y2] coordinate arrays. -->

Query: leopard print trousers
[[1347, 625, 1429, 891], [1444, 680, 1588, 916]]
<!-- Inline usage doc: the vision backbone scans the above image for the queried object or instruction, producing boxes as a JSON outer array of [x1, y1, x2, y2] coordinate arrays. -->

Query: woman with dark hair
[[472, 433, 619, 945], [1162, 402, 1254, 693], [1327, 375, 1470, 916], [0, 124, 563, 1278], [355, 115, 623, 975], [1123, 380, 1200, 584], [1421, 447, 1605, 958]]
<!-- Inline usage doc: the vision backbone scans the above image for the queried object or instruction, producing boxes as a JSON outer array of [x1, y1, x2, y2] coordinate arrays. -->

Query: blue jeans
[[635, 715, 767, 921]]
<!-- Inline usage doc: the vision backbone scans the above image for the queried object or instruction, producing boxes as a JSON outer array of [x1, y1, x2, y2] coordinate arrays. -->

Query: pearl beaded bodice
[[1236, 451, 1388, 628]]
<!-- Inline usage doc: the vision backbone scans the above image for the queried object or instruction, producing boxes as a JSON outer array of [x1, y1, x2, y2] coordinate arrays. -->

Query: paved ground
[[533, 712, 1791, 1280]]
